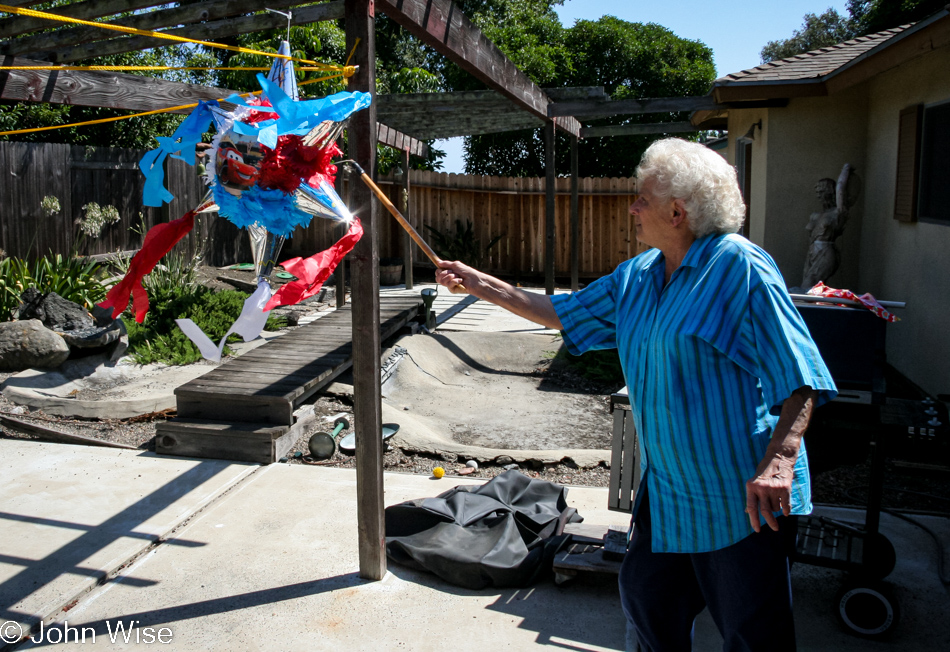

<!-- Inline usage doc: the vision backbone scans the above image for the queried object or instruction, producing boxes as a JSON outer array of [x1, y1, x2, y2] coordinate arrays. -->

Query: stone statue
[[801, 163, 854, 289]]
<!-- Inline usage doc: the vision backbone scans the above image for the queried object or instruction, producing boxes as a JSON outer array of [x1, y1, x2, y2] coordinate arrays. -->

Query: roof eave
[[713, 80, 828, 103], [711, 8, 950, 102]]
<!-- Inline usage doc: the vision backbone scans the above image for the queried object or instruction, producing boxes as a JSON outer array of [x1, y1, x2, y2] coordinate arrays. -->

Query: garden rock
[[0, 320, 70, 371], [17, 289, 94, 331], [59, 315, 128, 360]]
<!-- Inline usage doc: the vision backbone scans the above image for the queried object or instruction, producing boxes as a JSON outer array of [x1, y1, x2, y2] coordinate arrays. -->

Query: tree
[[462, 14, 716, 177], [761, 0, 948, 63], [849, 0, 948, 34], [760, 9, 856, 63]]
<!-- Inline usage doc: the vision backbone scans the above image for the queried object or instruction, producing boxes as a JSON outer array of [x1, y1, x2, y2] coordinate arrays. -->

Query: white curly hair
[[636, 138, 746, 238]]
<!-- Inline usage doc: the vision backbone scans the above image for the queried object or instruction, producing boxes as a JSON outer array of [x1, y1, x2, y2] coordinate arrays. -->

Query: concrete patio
[[1, 437, 948, 651]]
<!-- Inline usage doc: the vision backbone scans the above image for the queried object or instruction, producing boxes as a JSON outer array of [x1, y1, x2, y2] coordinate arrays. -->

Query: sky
[[434, 0, 850, 173]]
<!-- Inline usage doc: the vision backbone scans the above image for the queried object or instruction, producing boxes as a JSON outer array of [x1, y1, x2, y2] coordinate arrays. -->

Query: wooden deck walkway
[[155, 295, 425, 463]]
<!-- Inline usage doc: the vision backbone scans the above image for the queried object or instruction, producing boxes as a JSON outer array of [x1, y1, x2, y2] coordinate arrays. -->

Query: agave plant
[[0, 254, 107, 321]]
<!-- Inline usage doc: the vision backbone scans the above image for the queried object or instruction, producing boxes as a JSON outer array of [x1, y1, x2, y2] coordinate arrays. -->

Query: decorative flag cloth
[[98, 209, 197, 323], [806, 282, 899, 322], [265, 218, 363, 310]]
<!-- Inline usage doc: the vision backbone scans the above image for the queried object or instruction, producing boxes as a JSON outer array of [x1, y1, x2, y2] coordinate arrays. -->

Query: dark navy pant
[[618, 491, 797, 652]]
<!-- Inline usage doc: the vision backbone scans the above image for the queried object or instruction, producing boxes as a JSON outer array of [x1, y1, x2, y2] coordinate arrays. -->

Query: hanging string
[[0, 3, 356, 76], [0, 71, 346, 137], [0, 65, 348, 72]]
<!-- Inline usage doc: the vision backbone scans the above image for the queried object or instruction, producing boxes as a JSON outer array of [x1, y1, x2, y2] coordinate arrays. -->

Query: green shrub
[[0, 254, 106, 321], [562, 347, 626, 387], [125, 287, 286, 365]]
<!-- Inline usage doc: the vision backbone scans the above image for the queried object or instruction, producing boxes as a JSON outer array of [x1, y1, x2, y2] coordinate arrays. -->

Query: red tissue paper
[[265, 218, 363, 311], [806, 281, 899, 322], [98, 210, 196, 323]]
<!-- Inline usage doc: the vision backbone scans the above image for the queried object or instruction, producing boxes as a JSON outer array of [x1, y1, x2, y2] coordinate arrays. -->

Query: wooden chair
[[608, 387, 640, 514]]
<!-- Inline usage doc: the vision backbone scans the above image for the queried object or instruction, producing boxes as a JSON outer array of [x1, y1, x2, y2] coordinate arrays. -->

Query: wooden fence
[[0, 142, 642, 279], [288, 170, 644, 279], [0, 142, 245, 264]]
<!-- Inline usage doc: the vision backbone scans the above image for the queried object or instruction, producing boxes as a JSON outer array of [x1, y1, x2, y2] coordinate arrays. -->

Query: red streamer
[[98, 210, 196, 323], [265, 218, 363, 310]]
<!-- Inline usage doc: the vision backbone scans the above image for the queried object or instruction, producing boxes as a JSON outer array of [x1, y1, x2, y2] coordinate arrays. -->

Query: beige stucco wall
[[730, 87, 870, 290], [860, 46, 950, 395], [727, 40, 950, 395], [726, 111, 770, 246]]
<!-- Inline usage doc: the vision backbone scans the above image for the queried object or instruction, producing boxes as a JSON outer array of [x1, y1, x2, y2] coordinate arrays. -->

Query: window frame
[[916, 97, 950, 226]]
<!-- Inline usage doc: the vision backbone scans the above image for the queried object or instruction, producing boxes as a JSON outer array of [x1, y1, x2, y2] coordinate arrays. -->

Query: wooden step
[[155, 418, 300, 464]]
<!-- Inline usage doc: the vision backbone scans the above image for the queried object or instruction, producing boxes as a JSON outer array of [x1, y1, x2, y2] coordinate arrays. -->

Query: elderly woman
[[436, 138, 836, 651]]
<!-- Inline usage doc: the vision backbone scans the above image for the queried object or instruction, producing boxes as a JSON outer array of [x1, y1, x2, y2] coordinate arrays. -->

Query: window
[[917, 99, 950, 225], [895, 100, 950, 224], [735, 138, 752, 238], [894, 105, 921, 222]]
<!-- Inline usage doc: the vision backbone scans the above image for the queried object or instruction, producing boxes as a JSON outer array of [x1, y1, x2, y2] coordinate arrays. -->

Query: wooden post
[[335, 146, 347, 308], [544, 119, 556, 295], [401, 147, 413, 290], [570, 134, 579, 292], [345, 0, 386, 582]]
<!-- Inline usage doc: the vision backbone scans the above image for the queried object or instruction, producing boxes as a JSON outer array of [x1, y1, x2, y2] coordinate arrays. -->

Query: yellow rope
[[0, 3, 356, 77], [0, 65, 346, 72], [343, 38, 360, 86], [0, 71, 346, 137]]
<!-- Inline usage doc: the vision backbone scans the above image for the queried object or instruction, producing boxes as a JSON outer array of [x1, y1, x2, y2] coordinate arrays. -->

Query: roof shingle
[[716, 25, 911, 84]]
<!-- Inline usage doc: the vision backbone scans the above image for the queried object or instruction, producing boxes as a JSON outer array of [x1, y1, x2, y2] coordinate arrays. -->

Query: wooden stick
[[356, 170, 440, 265], [349, 163, 466, 291]]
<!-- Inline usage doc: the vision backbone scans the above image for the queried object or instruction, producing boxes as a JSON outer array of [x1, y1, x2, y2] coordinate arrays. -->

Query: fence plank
[[1, 142, 639, 280]]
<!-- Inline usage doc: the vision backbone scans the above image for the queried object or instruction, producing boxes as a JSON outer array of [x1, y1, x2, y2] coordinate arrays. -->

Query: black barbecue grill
[[793, 298, 948, 639]]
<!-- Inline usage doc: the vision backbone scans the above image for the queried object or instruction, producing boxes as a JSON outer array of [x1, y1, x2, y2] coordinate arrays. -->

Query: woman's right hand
[[435, 260, 471, 294]]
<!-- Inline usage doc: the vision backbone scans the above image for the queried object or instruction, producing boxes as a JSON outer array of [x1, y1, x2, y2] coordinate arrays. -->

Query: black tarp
[[385, 470, 583, 589]]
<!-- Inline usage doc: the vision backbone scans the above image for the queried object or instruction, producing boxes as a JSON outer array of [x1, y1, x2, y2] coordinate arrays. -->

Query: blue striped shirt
[[551, 234, 837, 553]]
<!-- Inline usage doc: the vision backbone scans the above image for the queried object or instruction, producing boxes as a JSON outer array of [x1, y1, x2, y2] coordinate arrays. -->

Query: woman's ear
[[671, 200, 688, 227]]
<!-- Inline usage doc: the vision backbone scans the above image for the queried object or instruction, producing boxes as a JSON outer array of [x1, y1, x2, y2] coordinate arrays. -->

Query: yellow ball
[[432, 466, 445, 479]]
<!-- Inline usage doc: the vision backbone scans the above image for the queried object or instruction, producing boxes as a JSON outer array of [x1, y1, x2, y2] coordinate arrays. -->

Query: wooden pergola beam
[[549, 95, 723, 118], [2, 0, 312, 58], [377, 123, 429, 158], [0, 55, 238, 112], [377, 0, 580, 137], [35, 2, 344, 64], [376, 113, 544, 139], [0, 55, 428, 158], [375, 89, 514, 112], [580, 122, 698, 138], [0, 0, 167, 40]]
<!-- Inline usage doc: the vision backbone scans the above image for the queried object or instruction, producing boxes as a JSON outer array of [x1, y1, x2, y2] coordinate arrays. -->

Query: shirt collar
[[643, 233, 721, 274], [680, 233, 722, 270]]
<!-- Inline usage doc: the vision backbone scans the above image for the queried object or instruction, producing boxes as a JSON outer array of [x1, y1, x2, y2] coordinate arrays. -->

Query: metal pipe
[[790, 294, 906, 310]]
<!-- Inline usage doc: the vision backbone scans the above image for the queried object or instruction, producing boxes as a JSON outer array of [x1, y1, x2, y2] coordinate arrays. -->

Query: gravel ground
[[4, 369, 950, 508], [0, 373, 614, 487], [1, 265, 948, 504]]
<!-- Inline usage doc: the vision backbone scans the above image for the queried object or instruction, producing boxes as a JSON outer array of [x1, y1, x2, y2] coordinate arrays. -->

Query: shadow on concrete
[[0, 463, 224, 633], [385, 563, 626, 651], [18, 573, 364, 649]]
